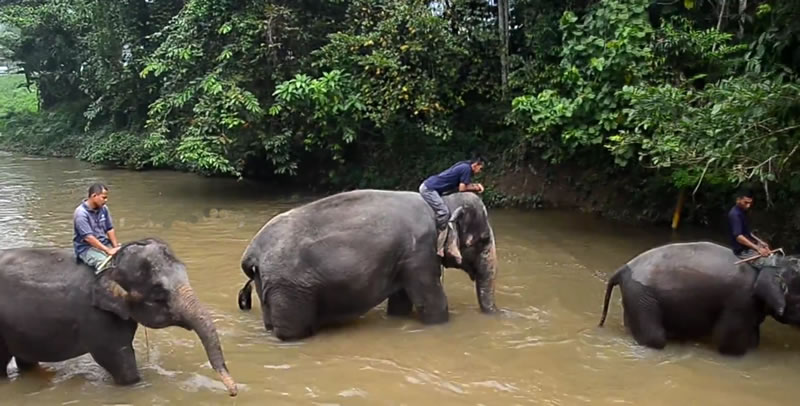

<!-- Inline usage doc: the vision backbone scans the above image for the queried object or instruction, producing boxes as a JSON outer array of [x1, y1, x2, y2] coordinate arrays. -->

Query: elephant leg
[[404, 260, 449, 325], [713, 309, 754, 356], [261, 303, 273, 331], [89, 343, 140, 385], [14, 357, 39, 372], [269, 290, 317, 341], [257, 278, 273, 330], [387, 289, 414, 317], [621, 285, 666, 349], [749, 325, 761, 349], [0, 336, 10, 378]]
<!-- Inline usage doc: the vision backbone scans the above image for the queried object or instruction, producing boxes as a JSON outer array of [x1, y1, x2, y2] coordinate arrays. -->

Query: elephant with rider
[[237, 189, 499, 340], [599, 241, 800, 355], [0, 238, 238, 396]]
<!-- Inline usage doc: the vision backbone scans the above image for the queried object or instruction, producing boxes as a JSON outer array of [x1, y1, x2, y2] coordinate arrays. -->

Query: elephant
[[598, 241, 800, 355], [237, 189, 499, 341], [0, 238, 238, 396]]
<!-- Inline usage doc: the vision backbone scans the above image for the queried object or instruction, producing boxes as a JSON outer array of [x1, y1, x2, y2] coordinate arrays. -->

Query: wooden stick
[[735, 248, 784, 265]]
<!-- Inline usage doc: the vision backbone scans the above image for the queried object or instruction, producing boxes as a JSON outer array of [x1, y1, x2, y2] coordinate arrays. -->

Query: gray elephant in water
[[237, 189, 499, 340], [599, 241, 800, 355], [0, 238, 238, 396]]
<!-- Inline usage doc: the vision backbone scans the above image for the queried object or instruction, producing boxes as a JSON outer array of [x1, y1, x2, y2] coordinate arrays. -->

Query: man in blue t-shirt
[[419, 157, 485, 259], [728, 188, 773, 266], [73, 183, 121, 273]]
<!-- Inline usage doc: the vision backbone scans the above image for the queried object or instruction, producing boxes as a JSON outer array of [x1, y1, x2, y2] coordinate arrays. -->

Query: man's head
[[735, 187, 754, 211], [87, 183, 109, 210], [470, 156, 485, 174]]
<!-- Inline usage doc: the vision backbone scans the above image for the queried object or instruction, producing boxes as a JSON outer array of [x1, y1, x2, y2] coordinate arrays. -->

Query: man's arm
[[107, 229, 120, 248], [459, 182, 484, 192], [736, 234, 766, 253], [457, 166, 483, 193], [751, 232, 770, 249], [104, 208, 120, 248], [84, 235, 116, 255], [730, 211, 770, 255]]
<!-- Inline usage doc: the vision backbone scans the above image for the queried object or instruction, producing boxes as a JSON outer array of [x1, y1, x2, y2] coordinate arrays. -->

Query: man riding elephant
[[73, 183, 120, 273], [729, 187, 774, 267], [419, 157, 485, 260], [728, 187, 786, 314]]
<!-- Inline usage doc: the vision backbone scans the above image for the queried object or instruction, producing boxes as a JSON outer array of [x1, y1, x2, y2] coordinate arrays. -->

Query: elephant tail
[[598, 265, 628, 327], [237, 278, 254, 311], [238, 252, 258, 311]]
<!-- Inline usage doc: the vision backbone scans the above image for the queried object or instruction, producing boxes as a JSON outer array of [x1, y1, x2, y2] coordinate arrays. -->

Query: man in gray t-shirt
[[73, 183, 121, 273]]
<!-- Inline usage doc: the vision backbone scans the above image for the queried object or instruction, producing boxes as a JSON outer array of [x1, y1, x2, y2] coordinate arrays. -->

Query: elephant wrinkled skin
[[0, 238, 237, 396], [237, 189, 499, 341], [599, 241, 800, 356]]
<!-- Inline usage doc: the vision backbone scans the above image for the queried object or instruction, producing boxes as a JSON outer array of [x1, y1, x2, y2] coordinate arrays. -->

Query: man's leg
[[79, 248, 112, 274], [419, 184, 458, 258]]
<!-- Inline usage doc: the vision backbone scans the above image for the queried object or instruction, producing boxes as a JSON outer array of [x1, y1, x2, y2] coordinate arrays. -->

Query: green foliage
[[508, 0, 656, 163], [610, 76, 800, 188], [312, 0, 470, 141], [0, 73, 37, 118], [268, 70, 366, 174], [0, 109, 82, 156]]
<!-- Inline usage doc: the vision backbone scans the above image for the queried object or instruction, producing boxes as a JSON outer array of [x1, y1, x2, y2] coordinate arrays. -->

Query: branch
[[746, 154, 778, 180], [717, 0, 727, 31], [779, 142, 800, 170], [692, 158, 715, 198], [771, 124, 800, 136]]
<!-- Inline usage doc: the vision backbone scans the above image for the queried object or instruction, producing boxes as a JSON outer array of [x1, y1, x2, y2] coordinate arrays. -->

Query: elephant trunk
[[476, 231, 498, 314], [174, 284, 238, 396]]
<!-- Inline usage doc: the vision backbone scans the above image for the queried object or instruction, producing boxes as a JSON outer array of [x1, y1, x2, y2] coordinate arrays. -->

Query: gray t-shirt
[[73, 200, 114, 257]]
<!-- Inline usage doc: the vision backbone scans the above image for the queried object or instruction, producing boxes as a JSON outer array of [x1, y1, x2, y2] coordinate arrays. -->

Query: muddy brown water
[[1, 151, 800, 405]]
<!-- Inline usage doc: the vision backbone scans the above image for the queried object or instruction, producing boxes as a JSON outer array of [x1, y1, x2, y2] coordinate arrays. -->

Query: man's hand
[[107, 246, 120, 256], [472, 183, 485, 193]]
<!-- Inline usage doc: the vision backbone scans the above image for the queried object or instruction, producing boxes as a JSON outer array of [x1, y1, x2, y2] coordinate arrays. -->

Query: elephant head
[[442, 192, 499, 314], [91, 238, 238, 396], [757, 256, 800, 326]]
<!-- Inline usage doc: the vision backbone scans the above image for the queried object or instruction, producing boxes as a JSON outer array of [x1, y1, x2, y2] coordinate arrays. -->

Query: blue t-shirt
[[423, 161, 473, 194], [728, 205, 753, 255], [73, 200, 114, 257]]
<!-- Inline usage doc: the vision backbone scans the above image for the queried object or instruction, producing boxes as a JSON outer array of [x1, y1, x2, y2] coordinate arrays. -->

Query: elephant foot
[[0, 339, 9, 378], [89, 345, 140, 386], [274, 325, 315, 341], [112, 372, 142, 386], [14, 358, 40, 372], [387, 291, 413, 317], [419, 306, 449, 325]]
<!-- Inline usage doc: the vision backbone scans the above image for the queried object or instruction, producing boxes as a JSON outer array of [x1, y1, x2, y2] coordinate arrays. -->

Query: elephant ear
[[449, 206, 465, 223], [753, 266, 787, 317], [91, 277, 133, 320]]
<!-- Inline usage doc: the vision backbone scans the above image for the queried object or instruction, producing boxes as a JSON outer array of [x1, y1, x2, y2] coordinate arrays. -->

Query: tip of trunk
[[220, 370, 238, 396]]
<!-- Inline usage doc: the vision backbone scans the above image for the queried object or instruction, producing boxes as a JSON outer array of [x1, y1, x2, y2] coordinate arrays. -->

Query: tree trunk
[[497, 0, 510, 97]]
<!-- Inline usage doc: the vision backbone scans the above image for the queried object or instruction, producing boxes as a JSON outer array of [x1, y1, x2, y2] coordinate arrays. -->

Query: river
[[1, 151, 799, 405]]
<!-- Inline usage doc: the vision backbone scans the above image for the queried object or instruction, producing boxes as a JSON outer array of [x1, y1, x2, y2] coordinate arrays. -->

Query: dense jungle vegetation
[[0, 0, 799, 244]]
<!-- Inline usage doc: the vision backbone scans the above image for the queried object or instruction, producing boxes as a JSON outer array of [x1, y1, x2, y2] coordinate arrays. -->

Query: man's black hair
[[88, 183, 108, 197], [470, 155, 486, 165], [735, 186, 754, 199]]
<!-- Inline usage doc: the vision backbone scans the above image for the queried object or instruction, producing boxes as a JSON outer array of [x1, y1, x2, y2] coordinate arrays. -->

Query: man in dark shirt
[[419, 157, 485, 259], [73, 183, 121, 273], [728, 188, 772, 266]]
